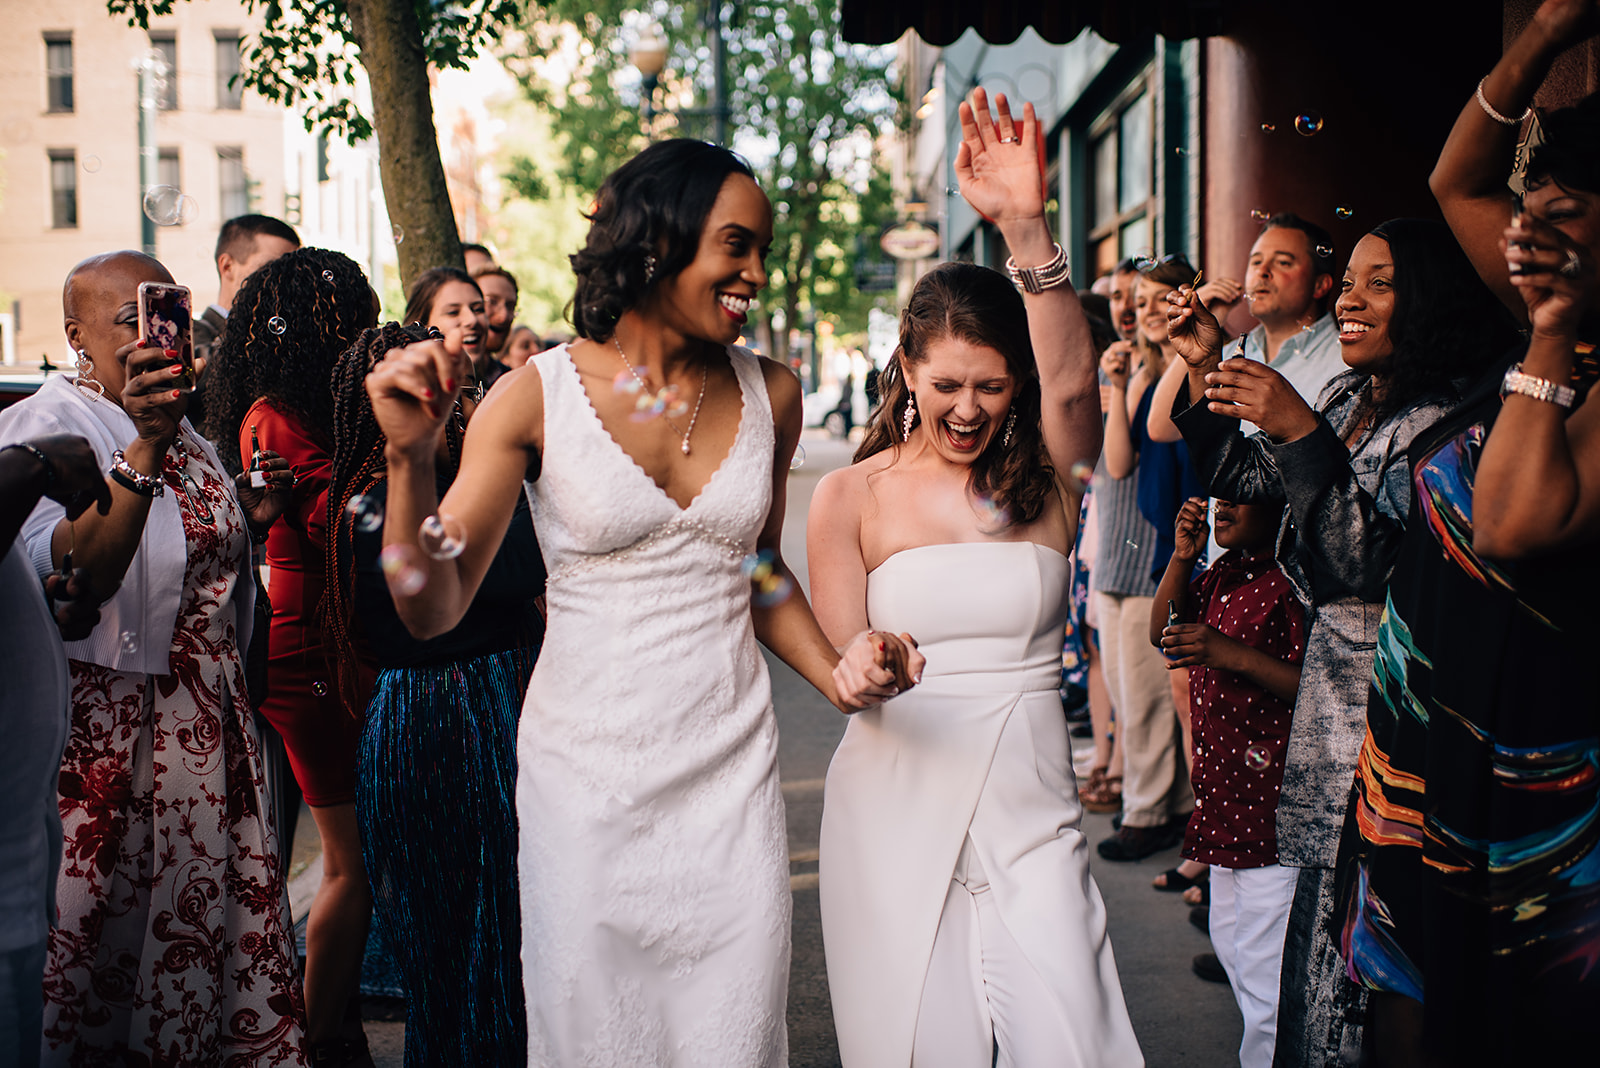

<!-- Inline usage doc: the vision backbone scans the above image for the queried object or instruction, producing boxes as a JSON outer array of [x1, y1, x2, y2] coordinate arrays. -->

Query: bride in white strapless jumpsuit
[[517, 344, 790, 1066], [821, 541, 1143, 1067]]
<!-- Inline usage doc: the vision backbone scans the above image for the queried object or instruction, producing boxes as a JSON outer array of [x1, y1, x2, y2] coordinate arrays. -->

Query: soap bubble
[[1250, 208, 1270, 222], [142, 185, 196, 226], [1259, 122, 1276, 134], [379, 543, 427, 596], [1335, 204, 1354, 219], [790, 445, 806, 471], [267, 316, 287, 336], [1173, 146, 1188, 156], [391, 224, 404, 245], [1294, 111, 1324, 137], [1069, 459, 1094, 491], [1244, 744, 1274, 771], [345, 494, 383, 534], [418, 513, 467, 560], [82, 155, 102, 173], [118, 630, 140, 655], [1315, 244, 1333, 258], [741, 549, 793, 607], [630, 383, 687, 422], [970, 491, 1013, 533], [322, 270, 335, 283], [311, 681, 329, 697], [613, 371, 643, 395]]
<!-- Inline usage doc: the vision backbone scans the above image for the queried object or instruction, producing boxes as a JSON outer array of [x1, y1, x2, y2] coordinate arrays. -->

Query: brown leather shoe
[[1096, 820, 1183, 861]]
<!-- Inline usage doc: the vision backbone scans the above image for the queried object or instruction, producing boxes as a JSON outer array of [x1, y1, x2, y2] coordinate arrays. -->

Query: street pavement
[[294, 428, 1242, 1066]]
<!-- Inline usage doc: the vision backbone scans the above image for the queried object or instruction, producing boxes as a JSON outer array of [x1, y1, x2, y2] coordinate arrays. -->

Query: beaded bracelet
[[1476, 76, 1531, 127], [109, 449, 165, 497]]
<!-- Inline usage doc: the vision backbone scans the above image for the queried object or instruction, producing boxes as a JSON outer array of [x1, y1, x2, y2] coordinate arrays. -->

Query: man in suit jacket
[[190, 214, 300, 425]]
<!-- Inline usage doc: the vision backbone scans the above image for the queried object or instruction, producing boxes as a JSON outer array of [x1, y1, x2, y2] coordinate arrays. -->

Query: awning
[[840, 1, 1228, 46]]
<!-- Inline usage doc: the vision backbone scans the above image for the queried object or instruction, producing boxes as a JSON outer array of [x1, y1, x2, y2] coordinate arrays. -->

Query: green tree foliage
[[513, 1, 898, 362]]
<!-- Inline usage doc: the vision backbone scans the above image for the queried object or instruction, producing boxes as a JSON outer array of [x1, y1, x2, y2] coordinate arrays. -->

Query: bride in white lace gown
[[809, 90, 1143, 1067], [365, 140, 922, 1067]]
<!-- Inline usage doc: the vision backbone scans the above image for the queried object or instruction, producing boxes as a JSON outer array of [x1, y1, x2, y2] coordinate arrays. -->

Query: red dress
[[243, 399, 368, 806]]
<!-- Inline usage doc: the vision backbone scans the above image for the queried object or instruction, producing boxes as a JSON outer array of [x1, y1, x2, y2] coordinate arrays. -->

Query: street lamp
[[626, 6, 732, 147], [628, 24, 668, 128]]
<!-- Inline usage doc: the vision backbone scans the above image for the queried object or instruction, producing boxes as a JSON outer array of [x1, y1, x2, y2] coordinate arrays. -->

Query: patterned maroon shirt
[[1182, 549, 1307, 868]]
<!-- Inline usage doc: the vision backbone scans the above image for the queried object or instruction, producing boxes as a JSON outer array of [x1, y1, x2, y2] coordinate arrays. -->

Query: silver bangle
[[1005, 243, 1072, 294], [1475, 76, 1531, 127], [109, 449, 165, 497], [1501, 363, 1575, 409]]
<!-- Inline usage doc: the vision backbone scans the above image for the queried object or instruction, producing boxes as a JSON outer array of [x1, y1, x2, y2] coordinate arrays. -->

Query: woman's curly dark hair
[[1360, 219, 1519, 423], [569, 139, 756, 340], [202, 247, 373, 472], [322, 321, 463, 715], [855, 262, 1057, 526], [1527, 90, 1600, 196]]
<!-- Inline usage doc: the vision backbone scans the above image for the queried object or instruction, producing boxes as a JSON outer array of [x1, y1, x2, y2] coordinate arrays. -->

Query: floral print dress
[[41, 433, 304, 1066]]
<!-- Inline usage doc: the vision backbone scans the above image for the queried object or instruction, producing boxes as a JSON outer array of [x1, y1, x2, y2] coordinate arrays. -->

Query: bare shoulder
[[755, 353, 802, 416], [470, 360, 545, 451], [814, 447, 893, 509]]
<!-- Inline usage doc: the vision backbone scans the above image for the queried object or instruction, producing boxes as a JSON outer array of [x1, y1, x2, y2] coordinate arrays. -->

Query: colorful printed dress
[[1340, 346, 1600, 1061], [41, 432, 304, 1066]]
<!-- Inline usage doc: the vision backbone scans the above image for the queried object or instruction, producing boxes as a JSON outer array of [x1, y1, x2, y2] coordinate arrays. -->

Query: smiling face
[[1246, 225, 1327, 327], [903, 335, 1016, 464], [1108, 267, 1140, 340], [649, 173, 773, 347], [1135, 276, 1174, 349], [63, 251, 176, 404], [1211, 499, 1280, 554], [1335, 234, 1396, 375], [426, 279, 488, 363], [476, 273, 518, 354]]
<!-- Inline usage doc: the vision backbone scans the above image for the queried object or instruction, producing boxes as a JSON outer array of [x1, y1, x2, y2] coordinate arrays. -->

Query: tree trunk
[[345, 0, 463, 287]]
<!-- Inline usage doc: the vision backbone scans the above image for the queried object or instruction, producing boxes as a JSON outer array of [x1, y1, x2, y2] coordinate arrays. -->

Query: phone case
[[137, 282, 194, 368]]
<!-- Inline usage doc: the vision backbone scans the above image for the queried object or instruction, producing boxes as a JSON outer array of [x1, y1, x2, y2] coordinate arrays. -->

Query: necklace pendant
[[681, 439, 692, 456]]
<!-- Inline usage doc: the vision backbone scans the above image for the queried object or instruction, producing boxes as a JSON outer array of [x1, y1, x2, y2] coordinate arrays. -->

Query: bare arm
[[1149, 498, 1208, 647], [1430, 0, 1600, 318], [1146, 355, 1189, 444]]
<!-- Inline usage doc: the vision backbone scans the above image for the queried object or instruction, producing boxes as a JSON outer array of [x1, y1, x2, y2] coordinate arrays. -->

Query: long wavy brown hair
[[855, 262, 1056, 526]]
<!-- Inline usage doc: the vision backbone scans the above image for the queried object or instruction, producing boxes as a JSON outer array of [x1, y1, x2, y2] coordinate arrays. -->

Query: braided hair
[[322, 321, 463, 715], [202, 247, 374, 473]]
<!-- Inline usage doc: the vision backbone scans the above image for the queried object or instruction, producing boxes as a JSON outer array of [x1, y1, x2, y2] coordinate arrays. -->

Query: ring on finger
[[1560, 248, 1583, 278], [998, 134, 1020, 144]]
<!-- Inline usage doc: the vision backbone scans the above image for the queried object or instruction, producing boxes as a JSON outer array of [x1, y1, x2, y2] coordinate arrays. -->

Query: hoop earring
[[1002, 411, 1016, 449], [74, 349, 105, 398], [643, 253, 657, 285], [902, 394, 918, 442]]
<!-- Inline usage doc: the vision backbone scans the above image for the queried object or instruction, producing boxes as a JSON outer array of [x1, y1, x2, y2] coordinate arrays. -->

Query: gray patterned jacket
[[1174, 370, 1455, 868]]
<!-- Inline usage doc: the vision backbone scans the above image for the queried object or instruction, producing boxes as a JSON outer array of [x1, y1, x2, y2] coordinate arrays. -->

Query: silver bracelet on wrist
[[2, 441, 54, 492], [1005, 243, 1072, 294], [1501, 363, 1576, 409], [1475, 76, 1531, 127], [109, 449, 165, 497]]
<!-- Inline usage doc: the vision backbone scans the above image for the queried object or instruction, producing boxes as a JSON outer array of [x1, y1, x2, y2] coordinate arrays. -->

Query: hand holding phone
[[137, 281, 194, 388]]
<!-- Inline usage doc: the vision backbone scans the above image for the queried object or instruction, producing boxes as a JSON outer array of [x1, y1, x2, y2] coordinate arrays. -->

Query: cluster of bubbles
[[612, 373, 690, 422], [82, 155, 102, 174], [267, 316, 287, 336], [119, 630, 139, 655], [142, 185, 198, 227], [1244, 744, 1274, 771], [418, 513, 467, 560], [790, 445, 806, 471], [380, 543, 427, 596], [346, 493, 384, 534], [1258, 113, 1323, 137], [741, 549, 793, 607]]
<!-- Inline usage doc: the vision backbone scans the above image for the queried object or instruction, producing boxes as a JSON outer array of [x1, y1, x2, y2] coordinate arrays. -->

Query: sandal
[[1152, 866, 1209, 893], [1080, 768, 1123, 814], [1182, 881, 1209, 907]]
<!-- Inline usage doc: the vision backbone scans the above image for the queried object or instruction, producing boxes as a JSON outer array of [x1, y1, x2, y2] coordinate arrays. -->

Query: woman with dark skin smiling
[[1164, 220, 1513, 1068], [363, 140, 920, 1066], [1337, 3, 1600, 1061]]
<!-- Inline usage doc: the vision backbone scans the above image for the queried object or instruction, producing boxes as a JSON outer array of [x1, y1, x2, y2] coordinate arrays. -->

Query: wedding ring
[[998, 135, 1020, 144], [1560, 248, 1583, 278]]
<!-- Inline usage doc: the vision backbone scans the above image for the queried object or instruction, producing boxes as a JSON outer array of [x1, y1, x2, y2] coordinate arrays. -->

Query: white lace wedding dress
[[821, 542, 1143, 1067], [517, 344, 789, 1066]]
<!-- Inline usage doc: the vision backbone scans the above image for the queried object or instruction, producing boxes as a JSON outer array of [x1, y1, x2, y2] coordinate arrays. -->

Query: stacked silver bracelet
[[1005, 243, 1072, 294], [109, 449, 165, 496], [1501, 364, 1576, 409]]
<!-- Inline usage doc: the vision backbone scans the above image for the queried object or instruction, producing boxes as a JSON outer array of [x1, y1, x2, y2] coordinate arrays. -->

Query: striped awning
[[840, 0, 1228, 46]]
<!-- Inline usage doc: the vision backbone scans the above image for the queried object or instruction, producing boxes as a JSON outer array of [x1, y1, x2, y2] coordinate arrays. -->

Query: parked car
[[0, 369, 51, 412]]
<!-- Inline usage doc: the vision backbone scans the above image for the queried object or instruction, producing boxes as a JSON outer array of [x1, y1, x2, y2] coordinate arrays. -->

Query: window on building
[[150, 33, 177, 110], [49, 150, 78, 229], [45, 34, 73, 113], [218, 147, 248, 219], [215, 33, 242, 109], [158, 148, 180, 196], [1087, 83, 1155, 277]]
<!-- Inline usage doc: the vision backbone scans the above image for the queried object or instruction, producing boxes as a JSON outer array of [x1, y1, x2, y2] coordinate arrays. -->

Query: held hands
[[1201, 359, 1320, 443], [1100, 341, 1135, 391], [1173, 498, 1210, 562], [1504, 209, 1593, 338], [364, 339, 466, 461], [1164, 286, 1226, 368], [833, 629, 926, 712], [234, 449, 295, 528], [955, 88, 1046, 227], [1160, 622, 1240, 671], [26, 433, 112, 520]]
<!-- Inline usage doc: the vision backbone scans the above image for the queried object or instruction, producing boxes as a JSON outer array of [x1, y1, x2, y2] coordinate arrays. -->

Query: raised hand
[[1100, 340, 1135, 391], [955, 87, 1046, 226], [120, 340, 191, 449], [1173, 498, 1210, 562], [1202, 358, 1321, 443], [1164, 285, 1226, 368], [1504, 209, 1593, 339], [833, 629, 926, 711], [234, 448, 296, 528], [1532, 0, 1600, 50], [1196, 277, 1245, 311], [364, 339, 465, 462]]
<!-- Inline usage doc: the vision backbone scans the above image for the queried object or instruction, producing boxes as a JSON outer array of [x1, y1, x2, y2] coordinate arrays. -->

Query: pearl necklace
[[613, 338, 708, 456]]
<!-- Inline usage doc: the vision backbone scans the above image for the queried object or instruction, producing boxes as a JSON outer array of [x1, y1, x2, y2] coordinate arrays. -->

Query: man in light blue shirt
[[1235, 212, 1346, 418]]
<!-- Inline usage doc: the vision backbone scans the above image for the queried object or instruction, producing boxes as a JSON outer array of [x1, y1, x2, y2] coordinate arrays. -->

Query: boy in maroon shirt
[[1150, 497, 1306, 1068]]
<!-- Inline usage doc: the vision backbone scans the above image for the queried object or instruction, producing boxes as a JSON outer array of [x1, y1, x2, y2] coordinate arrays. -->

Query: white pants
[[1210, 864, 1298, 1068], [911, 839, 1071, 1068]]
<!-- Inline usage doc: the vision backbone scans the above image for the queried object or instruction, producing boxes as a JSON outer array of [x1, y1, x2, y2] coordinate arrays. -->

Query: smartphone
[[137, 281, 194, 386]]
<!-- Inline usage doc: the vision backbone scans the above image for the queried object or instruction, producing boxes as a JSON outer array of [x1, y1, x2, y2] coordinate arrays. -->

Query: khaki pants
[[1092, 591, 1192, 828]]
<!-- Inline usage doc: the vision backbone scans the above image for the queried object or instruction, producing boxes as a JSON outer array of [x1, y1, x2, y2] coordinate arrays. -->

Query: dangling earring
[[1002, 411, 1016, 449], [74, 349, 105, 398], [643, 253, 657, 285], [902, 393, 917, 442]]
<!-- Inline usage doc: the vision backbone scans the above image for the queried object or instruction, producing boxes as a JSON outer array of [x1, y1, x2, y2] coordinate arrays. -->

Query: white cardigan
[[0, 374, 254, 676]]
